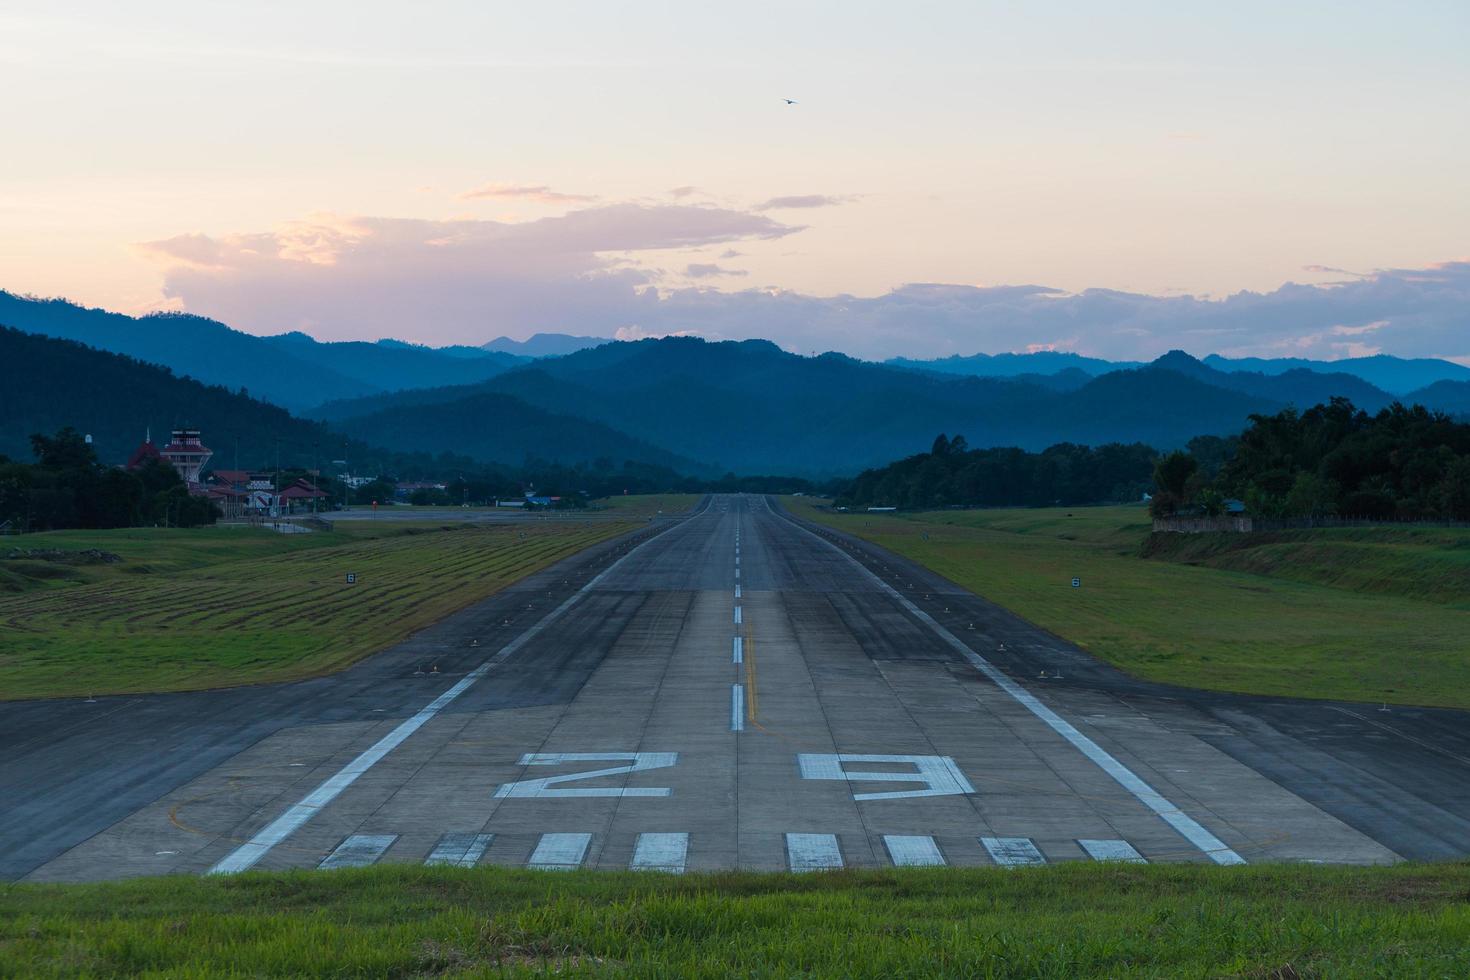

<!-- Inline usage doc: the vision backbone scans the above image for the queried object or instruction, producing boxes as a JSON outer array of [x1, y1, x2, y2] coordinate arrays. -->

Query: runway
[[5, 494, 1469, 880]]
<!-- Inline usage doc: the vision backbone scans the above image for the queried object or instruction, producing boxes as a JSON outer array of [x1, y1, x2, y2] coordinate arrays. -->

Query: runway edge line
[[770, 497, 1247, 866], [207, 498, 711, 875]]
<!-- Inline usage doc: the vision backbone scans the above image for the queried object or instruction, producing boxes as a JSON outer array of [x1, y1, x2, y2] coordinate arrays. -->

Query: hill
[[330, 390, 712, 473], [1204, 353, 1470, 394], [886, 350, 1136, 377], [481, 333, 611, 358], [261, 333, 524, 392], [318, 340, 1293, 475], [0, 327, 452, 474], [0, 292, 522, 411]]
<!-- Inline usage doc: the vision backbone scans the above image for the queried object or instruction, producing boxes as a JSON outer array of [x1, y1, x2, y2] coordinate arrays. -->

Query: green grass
[[590, 493, 702, 517], [2, 863, 1467, 977], [790, 499, 1470, 710], [0, 519, 635, 700]]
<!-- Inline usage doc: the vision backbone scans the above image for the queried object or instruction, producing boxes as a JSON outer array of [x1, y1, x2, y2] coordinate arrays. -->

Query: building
[[125, 430, 162, 471], [157, 428, 213, 484], [277, 478, 330, 514]]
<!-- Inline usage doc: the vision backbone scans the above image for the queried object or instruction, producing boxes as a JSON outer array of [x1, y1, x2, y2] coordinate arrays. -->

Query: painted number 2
[[796, 753, 975, 800], [493, 752, 678, 799]]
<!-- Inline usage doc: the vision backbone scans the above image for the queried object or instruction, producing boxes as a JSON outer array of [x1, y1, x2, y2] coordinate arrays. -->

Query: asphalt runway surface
[[4, 494, 1469, 880]]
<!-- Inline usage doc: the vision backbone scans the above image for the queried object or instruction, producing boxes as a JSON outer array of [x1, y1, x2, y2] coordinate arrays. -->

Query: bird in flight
[[783, 98, 798, 105]]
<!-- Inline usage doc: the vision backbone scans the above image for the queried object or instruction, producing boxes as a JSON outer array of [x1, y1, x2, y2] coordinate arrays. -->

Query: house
[[277, 478, 330, 514]]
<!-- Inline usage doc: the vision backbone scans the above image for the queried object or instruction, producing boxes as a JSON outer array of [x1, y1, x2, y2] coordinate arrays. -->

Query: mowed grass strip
[[2, 863, 1467, 978], [789, 499, 1470, 710], [592, 492, 703, 517], [0, 520, 636, 700]]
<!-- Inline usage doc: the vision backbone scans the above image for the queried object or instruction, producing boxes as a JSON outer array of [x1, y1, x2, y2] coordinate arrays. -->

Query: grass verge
[[2, 863, 1467, 977], [788, 499, 1470, 710], [0, 518, 636, 700]]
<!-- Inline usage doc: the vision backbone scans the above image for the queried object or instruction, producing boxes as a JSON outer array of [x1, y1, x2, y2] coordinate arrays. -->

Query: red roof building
[[158, 428, 213, 484], [125, 430, 161, 471]]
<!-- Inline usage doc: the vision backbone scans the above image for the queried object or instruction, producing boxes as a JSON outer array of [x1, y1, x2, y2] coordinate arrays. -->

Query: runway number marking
[[494, 752, 677, 798], [796, 753, 975, 801]]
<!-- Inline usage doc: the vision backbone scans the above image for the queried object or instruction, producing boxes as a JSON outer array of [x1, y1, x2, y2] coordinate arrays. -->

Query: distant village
[[127, 427, 562, 520]]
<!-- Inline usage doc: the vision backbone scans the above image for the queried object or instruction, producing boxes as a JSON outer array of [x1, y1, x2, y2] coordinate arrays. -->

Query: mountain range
[[5, 289, 1470, 478], [0, 292, 527, 412]]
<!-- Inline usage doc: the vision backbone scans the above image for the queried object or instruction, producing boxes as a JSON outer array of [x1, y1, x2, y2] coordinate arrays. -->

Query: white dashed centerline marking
[[730, 684, 745, 732], [733, 636, 743, 664]]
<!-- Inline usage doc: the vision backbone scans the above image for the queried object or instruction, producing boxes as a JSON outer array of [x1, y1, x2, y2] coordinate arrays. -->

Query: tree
[[1152, 451, 1198, 500]]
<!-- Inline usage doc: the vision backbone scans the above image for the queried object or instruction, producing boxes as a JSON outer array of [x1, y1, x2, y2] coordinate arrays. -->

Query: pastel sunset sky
[[3, 1, 1467, 360]]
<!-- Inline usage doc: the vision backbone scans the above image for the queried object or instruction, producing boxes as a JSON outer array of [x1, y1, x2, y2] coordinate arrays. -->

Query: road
[[4, 494, 1468, 880]]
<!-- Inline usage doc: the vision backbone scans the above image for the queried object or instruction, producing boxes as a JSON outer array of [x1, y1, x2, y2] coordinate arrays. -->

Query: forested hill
[[330, 390, 713, 474], [314, 340, 1380, 475], [0, 327, 451, 475], [0, 291, 522, 411]]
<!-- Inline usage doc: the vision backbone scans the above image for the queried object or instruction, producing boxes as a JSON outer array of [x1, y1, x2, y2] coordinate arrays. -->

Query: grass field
[[2, 863, 1466, 977], [590, 493, 702, 517], [789, 499, 1470, 710], [0, 518, 636, 700]]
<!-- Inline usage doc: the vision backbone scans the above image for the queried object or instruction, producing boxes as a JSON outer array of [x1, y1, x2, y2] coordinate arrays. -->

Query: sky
[[2, 1, 1468, 362]]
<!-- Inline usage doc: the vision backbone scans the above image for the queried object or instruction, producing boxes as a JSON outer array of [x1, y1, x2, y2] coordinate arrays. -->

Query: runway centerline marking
[[731, 684, 745, 732], [779, 508, 1247, 866], [206, 506, 701, 875]]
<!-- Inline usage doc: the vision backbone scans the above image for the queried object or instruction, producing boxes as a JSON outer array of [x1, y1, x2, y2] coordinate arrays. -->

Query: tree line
[[1, 428, 218, 531], [1152, 399, 1470, 520], [835, 399, 1470, 521]]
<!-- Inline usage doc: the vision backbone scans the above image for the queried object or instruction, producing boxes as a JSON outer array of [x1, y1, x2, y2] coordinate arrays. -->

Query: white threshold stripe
[[425, 832, 494, 868], [631, 832, 689, 872], [782, 512, 1247, 867], [982, 836, 1046, 867], [319, 833, 397, 869], [733, 636, 743, 663], [529, 832, 591, 870], [1079, 838, 1147, 863], [207, 518, 684, 876], [884, 834, 945, 866], [730, 684, 745, 731], [786, 833, 842, 871]]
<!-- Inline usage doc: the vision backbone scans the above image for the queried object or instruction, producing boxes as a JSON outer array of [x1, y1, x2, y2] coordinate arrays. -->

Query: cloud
[[460, 182, 598, 204], [752, 194, 854, 211], [138, 204, 798, 344], [669, 185, 700, 198], [719, 249, 743, 259], [139, 206, 1470, 364], [684, 262, 747, 279]]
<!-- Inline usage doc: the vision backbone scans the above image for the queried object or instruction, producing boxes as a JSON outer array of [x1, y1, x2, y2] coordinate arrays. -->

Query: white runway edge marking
[[783, 514, 1247, 867], [318, 833, 397, 869], [631, 832, 689, 872], [734, 605, 742, 625], [733, 636, 744, 664], [207, 509, 703, 876], [981, 836, 1046, 867], [786, 833, 843, 871], [426, 832, 494, 868], [730, 684, 745, 731], [1079, 838, 1147, 863], [528, 832, 591, 870], [884, 835, 946, 867]]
